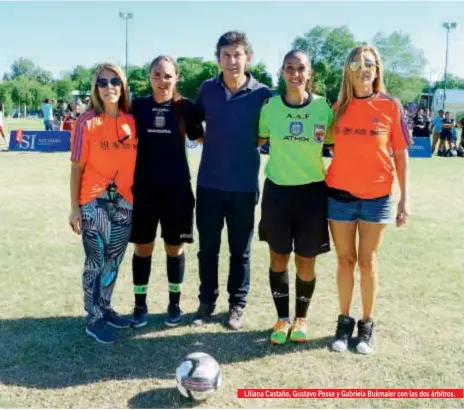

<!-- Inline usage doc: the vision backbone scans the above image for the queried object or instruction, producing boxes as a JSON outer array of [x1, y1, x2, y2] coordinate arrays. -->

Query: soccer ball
[[175, 352, 222, 401]]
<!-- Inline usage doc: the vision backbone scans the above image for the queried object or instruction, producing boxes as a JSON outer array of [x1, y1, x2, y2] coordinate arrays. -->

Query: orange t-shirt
[[326, 93, 412, 199], [70, 110, 137, 205]]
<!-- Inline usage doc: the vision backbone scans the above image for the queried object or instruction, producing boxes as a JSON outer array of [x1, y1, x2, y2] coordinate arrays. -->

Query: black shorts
[[259, 179, 330, 258], [440, 133, 452, 141], [130, 184, 195, 245]]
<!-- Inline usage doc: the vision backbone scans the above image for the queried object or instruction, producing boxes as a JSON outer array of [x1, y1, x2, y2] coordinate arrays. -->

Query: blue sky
[[1, 1, 463, 85]]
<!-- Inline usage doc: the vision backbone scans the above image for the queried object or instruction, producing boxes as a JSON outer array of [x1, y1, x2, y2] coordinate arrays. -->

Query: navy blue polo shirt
[[196, 73, 273, 192]]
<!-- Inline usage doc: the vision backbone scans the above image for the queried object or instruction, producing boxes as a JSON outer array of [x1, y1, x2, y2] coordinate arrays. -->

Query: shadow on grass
[[0, 313, 333, 396], [127, 387, 200, 409]]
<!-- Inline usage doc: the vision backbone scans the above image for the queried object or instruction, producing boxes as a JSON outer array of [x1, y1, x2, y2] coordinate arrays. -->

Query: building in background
[[431, 89, 464, 117]]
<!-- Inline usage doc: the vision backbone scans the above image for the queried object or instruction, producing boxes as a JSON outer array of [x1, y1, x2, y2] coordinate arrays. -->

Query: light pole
[[427, 70, 435, 111], [442, 21, 457, 110], [119, 12, 134, 79]]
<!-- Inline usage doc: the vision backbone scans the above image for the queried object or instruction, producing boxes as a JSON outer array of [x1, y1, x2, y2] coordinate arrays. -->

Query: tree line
[[1, 26, 463, 115]]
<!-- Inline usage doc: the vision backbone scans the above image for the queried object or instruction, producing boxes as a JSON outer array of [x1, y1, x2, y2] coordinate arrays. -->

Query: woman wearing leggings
[[69, 62, 137, 344]]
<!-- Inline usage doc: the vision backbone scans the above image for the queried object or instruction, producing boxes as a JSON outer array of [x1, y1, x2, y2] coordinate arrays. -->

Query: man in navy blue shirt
[[194, 31, 273, 330]]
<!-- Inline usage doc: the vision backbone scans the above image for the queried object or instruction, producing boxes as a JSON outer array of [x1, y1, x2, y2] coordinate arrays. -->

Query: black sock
[[269, 269, 289, 319], [167, 253, 185, 306], [132, 254, 152, 307], [295, 276, 316, 318]]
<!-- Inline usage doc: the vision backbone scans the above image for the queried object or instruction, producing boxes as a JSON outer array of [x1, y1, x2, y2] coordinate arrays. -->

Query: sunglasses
[[349, 61, 377, 72], [96, 77, 122, 88]]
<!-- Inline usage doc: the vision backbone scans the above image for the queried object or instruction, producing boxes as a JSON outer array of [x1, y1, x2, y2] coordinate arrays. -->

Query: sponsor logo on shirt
[[286, 113, 311, 120], [314, 124, 326, 143], [283, 135, 310, 142], [99, 141, 137, 151], [147, 129, 172, 134]]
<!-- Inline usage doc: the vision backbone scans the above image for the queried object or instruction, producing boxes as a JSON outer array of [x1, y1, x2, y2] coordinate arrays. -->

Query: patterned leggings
[[81, 194, 133, 325]]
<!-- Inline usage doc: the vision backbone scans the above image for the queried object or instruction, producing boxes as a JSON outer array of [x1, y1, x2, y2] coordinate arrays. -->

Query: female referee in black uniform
[[130, 55, 203, 328]]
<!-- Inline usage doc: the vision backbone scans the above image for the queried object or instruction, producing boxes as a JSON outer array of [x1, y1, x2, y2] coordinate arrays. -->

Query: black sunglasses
[[96, 77, 122, 88]]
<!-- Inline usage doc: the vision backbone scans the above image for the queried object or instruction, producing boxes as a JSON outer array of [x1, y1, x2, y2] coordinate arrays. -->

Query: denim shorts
[[327, 195, 393, 224]]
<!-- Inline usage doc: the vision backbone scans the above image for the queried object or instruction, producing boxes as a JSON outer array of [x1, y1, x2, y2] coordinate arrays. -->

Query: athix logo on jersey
[[154, 115, 165, 128], [289, 121, 303, 136], [314, 125, 326, 143]]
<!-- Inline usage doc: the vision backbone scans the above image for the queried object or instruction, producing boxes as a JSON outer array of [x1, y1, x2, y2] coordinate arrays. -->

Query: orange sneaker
[[290, 318, 308, 342]]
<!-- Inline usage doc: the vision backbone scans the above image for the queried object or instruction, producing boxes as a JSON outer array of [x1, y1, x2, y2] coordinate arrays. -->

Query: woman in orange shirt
[[69, 63, 137, 344], [326, 46, 412, 355]]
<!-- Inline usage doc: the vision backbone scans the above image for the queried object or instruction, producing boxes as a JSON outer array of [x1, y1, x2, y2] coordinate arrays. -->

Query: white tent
[[431, 89, 464, 116]]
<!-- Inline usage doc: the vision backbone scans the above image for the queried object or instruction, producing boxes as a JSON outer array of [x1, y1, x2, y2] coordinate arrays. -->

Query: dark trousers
[[196, 185, 257, 308]]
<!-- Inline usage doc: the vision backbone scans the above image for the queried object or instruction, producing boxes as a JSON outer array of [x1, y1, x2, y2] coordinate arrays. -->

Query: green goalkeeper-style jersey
[[259, 94, 333, 186]]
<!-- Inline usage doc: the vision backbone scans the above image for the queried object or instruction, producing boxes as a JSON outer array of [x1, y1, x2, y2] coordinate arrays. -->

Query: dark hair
[[44, 98, 49, 104], [438, 109, 444, 114], [0, 103, 3, 111], [149, 55, 182, 102], [281, 49, 312, 93], [445, 111, 450, 115], [215, 31, 253, 59]]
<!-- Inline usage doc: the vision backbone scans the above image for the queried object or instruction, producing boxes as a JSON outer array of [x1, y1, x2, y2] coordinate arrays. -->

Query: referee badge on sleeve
[[314, 125, 326, 143]]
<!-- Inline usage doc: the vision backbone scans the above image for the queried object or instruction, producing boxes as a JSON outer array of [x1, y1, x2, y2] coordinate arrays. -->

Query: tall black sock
[[132, 254, 152, 307], [167, 253, 185, 306], [295, 276, 316, 318], [269, 269, 290, 319]]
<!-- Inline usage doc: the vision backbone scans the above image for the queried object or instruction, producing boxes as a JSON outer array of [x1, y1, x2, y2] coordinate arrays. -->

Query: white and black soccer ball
[[175, 352, 222, 401]]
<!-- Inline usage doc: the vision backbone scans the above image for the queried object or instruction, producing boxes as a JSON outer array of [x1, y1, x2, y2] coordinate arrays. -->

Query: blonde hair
[[330, 46, 386, 133], [90, 63, 130, 115]]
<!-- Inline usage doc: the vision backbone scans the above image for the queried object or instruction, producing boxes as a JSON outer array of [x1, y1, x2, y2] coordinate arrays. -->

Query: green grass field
[[0, 118, 463, 408]]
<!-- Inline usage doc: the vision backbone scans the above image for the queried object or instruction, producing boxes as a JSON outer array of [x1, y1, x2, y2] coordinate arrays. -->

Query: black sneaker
[[192, 303, 215, 327], [356, 319, 375, 355], [131, 305, 148, 329], [331, 314, 355, 352], [86, 318, 116, 344], [165, 304, 182, 327], [228, 304, 244, 330], [103, 309, 132, 329]]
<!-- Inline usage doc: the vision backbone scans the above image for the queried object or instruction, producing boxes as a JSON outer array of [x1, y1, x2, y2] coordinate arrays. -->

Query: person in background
[[431, 109, 444, 154], [69, 62, 137, 344], [52, 114, 62, 131], [458, 117, 464, 156], [424, 108, 431, 137], [42, 98, 56, 131], [439, 111, 455, 156], [0, 103, 7, 145], [326, 45, 412, 355], [412, 108, 426, 138], [62, 109, 75, 131]]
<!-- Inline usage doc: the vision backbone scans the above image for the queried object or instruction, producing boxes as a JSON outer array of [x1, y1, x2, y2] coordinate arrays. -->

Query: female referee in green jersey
[[258, 49, 334, 344]]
